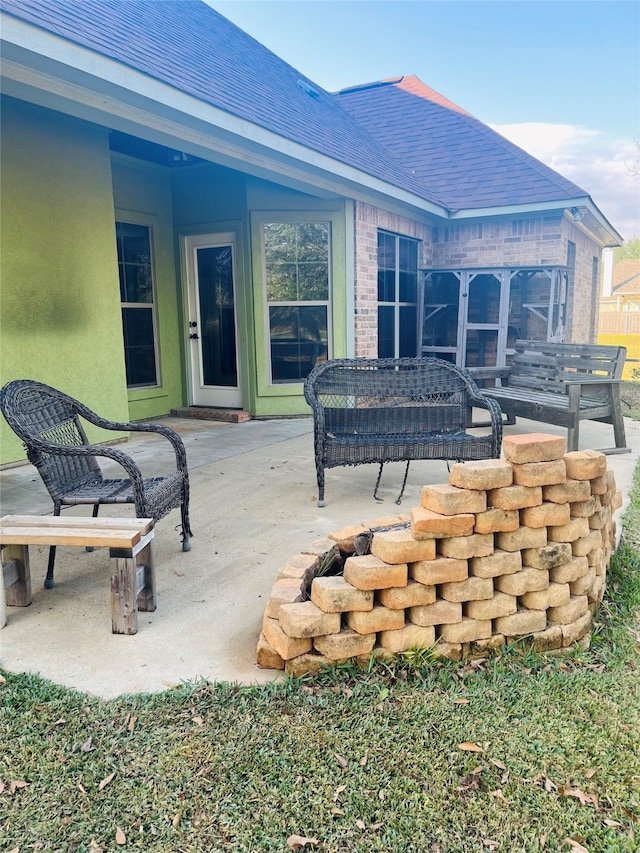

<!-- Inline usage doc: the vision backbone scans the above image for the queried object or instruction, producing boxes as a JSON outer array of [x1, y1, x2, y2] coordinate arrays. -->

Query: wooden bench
[[0, 516, 156, 635], [304, 357, 503, 506], [473, 340, 629, 454]]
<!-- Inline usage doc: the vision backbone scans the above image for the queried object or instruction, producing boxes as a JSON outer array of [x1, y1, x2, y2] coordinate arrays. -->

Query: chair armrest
[[466, 391, 503, 454], [24, 438, 146, 495], [71, 403, 189, 474]]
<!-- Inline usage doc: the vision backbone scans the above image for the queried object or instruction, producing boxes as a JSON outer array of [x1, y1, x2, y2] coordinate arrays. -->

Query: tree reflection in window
[[264, 223, 329, 383]]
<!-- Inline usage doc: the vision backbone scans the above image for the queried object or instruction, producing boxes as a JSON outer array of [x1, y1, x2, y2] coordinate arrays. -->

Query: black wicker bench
[[473, 340, 629, 454], [303, 357, 503, 506]]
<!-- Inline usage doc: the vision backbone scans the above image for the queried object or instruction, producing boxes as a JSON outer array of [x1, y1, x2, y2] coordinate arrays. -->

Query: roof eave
[[449, 198, 622, 248], [0, 14, 448, 219]]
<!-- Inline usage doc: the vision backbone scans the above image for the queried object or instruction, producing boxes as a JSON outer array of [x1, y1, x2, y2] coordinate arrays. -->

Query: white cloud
[[491, 122, 640, 242]]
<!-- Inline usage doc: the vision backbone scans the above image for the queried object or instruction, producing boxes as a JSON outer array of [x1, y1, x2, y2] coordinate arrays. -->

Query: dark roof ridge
[[336, 76, 405, 95]]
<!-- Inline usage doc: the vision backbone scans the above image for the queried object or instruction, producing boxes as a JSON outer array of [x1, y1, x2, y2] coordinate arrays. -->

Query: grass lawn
[[1, 474, 639, 852], [620, 379, 640, 421]]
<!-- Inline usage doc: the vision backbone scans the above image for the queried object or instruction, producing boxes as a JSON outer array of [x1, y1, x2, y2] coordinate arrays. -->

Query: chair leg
[[373, 463, 385, 502], [395, 461, 411, 505], [86, 504, 100, 553], [180, 502, 192, 552], [45, 505, 62, 589]]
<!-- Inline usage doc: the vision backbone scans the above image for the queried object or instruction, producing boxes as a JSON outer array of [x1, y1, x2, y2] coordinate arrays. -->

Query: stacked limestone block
[[257, 434, 622, 676]]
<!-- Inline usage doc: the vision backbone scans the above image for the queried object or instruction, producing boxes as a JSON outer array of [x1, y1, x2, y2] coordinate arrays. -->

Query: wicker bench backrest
[[306, 357, 476, 435], [0, 381, 103, 501]]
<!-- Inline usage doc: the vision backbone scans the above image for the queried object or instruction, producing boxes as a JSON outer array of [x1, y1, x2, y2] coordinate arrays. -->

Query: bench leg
[[109, 536, 157, 635], [3, 544, 32, 608], [610, 384, 628, 450], [109, 548, 139, 635], [136, 540, 157, 614], [567, 385, 581, 452]]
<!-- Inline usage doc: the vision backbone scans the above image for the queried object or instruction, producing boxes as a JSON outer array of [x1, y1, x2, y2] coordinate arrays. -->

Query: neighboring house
[[600, 258, 640, 313], [598, 258, 640, 379], [0, 0, 622, 464]]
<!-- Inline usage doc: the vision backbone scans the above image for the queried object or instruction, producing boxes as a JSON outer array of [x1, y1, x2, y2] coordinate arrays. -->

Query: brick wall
[[352, 204, 602, 354], [257, 435, 621, 676]]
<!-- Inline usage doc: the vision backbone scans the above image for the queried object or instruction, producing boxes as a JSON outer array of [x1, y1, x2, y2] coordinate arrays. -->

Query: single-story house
[[0, 0, 622, 465]]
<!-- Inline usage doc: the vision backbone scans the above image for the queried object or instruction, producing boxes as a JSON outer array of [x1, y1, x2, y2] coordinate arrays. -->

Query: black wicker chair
[[0, 379, 192, 587], [304, 357, 503, 506]]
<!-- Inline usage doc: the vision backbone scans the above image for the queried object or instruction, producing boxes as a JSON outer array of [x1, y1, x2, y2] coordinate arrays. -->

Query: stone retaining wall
[[257, 434, 622, 677]]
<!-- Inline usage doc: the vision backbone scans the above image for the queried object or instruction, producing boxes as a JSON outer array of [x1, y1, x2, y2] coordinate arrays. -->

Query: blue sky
[[212, 0, 640, 240]]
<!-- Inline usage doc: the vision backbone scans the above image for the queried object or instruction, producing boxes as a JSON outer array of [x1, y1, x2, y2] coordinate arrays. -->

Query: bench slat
[[0, 526, 141, 549], [0, 515, 154, 534]]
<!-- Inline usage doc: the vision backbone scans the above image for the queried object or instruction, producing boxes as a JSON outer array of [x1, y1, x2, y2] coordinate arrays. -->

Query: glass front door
[[184, 233, 241, 408]]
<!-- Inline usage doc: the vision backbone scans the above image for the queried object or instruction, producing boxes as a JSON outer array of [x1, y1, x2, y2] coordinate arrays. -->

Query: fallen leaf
[[78, 783, 87, 795], [378, 789, 385, 801], [584, 768, 597, 779], [333, 784, 346, 801], [540, 834, 548, 848], [128, 715, 137, 732], [51, 719, 66, 727], [81, 736, 92, 753], [483, 841, 500, 850], [172, 811, 182, 828], [334, 753, 348, 769], [453, 698, 470, 705], [115, 827, 126, 846], [603, 819, 621, 828], [491, 759, 507, 771], [544, 776, 558, 792], [490, 788, 509, 804], [356, 819, 366, 830], [559, 787, 595, 806], [459, 742, 484, 752], [331, 807, 345, 816], [286, 835, 319, 849], [360, 755, 367, 766], [0, 673, 7, 683], [192, 716, 204, 726], [98, 772, 116, 791], [9, 780, 28, 795], [565, 839, 589, 852]]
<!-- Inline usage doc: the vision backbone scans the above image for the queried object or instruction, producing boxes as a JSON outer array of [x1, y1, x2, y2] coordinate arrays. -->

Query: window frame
[[377, 229, 420, 358], [115, 218, 161, 389]]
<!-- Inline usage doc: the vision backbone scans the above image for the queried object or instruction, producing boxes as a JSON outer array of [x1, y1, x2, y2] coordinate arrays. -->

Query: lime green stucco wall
[[111, 155, 186, 421], [0, 98, 130, 464]]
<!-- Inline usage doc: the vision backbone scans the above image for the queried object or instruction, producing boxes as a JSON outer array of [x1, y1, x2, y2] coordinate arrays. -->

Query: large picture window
[[116, 221, 159, 388], [263, 222, 330, 383], [378, 231, 419, 358]]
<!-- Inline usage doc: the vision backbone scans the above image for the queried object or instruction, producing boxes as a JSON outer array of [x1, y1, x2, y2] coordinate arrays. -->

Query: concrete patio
[[1, 413, 638, 699]]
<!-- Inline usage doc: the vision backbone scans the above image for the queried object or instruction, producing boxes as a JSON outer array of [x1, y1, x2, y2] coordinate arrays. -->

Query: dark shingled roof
[[2, 0, 439, 205], [334, 75, 588, 211], [2, 1, 588, 214]]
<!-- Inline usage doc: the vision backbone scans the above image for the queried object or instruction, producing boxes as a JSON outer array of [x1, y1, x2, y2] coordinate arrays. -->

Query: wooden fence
[[598, 312, 640, 379]]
